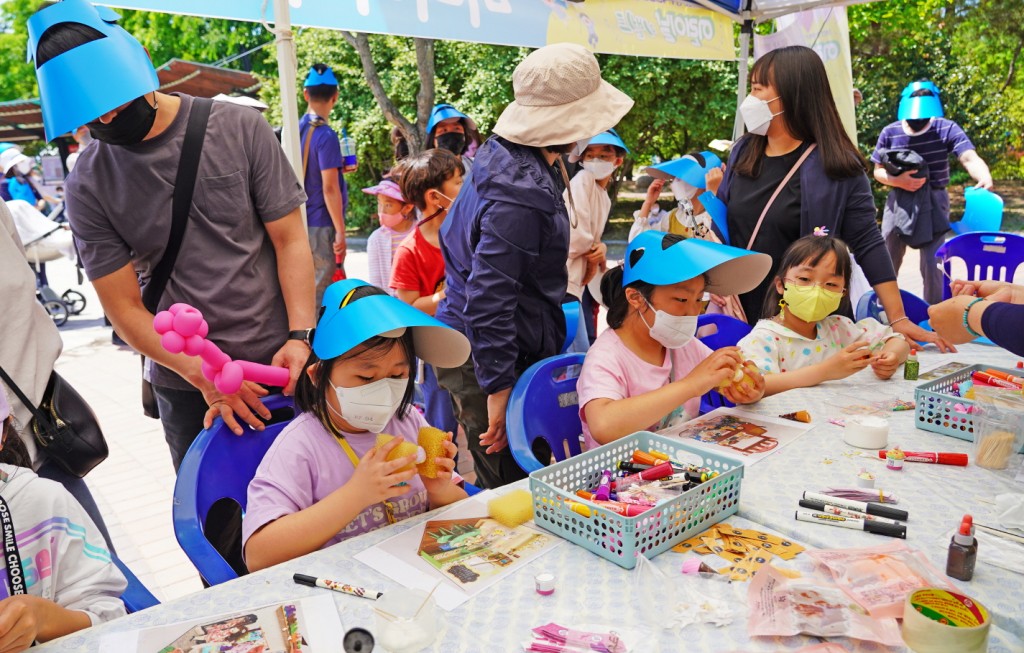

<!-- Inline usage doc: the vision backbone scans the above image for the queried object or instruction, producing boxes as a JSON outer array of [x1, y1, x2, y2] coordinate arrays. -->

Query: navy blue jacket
[[717, 138, 896, 287], [436, 136, 569, 394]]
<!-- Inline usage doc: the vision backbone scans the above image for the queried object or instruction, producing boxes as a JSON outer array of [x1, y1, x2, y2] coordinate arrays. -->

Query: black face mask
[[88, 95, 158, 146], [436, 131, 466, 155], [905, 118, 931, 133]]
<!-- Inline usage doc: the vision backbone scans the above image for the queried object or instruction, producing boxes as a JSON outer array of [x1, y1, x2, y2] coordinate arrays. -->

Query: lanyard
[[333, 436, 397, 525], [0, 494, 25, 597]]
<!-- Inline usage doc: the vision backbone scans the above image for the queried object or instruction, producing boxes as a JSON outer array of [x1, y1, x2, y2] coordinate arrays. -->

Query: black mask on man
[[905, 118, 931, 133], [88, 95, 158, 146], [436, 132, 466, 155]]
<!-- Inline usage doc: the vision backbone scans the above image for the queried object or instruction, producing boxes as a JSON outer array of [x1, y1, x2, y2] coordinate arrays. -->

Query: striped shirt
[[871, 118, 974, 188], [366, 223, 415, 294]]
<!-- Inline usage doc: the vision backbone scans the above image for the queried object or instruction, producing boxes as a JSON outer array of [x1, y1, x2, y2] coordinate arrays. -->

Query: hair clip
[[813, 226, 829, 237]]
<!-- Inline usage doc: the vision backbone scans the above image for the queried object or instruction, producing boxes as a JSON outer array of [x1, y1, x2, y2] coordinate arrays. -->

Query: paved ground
[[43, 241, 941, 602]]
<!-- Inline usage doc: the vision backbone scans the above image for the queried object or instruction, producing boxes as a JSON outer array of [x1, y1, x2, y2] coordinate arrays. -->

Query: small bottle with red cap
[[946, 514, 977, 581]]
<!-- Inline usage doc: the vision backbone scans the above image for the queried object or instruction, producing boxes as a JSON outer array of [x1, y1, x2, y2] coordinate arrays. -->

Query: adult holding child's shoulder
[[715, 45, 954, 353]]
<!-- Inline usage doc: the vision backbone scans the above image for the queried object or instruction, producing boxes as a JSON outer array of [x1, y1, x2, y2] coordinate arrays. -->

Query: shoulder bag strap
[[141, 97, 214, 315], [0, 366, 44, 424], [745, 143, 817, 250], [0, 495, 26, 595], [301, 116, 323, 182]]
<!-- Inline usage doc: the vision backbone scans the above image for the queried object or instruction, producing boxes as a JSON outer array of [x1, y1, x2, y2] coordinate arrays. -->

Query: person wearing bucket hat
[[364, 178, 415, 293], [243, 280, 469, 570], [1, 146, 45, 209], [301, 63, 350, 307], [631, 150, 727, 243], [426, 103, 482, 170], [871, 80, 993, 304], [576, 232, 770, 449], [565, 128, 629, 351], [738, 234, 909, 397], [32, 0, 314, 571], [0, 400, 127, 642], [434, 43, 633, 488]]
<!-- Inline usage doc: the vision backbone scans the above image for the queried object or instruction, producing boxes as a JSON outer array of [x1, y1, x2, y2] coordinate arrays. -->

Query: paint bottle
[[946, 514, 977, 581], [903, 348, 919, 381]]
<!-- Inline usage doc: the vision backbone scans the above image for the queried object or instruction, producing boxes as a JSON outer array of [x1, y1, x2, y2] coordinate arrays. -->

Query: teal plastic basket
[[529, 431, 744, 569], [915, 364, 1021, 440]]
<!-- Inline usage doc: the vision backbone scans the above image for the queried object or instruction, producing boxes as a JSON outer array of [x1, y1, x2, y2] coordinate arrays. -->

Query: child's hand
[[685, 347, 744, 396], [823, 341, 872, 381], [0, 596, 39, 652], [645, 179, 665, 204], [350, 436, 418, 509], [705, 165, 725, 195], [420, 433, 458, 494], [870, 351, 900, 379], [721, 362, 765, 404]]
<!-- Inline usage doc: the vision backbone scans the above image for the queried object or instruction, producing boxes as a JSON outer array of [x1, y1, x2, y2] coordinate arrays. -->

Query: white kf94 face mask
[[329, 376, 408, 433]]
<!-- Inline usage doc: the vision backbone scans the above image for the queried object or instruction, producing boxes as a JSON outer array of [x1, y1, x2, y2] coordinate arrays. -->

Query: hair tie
[[813, 226, 829, 237]]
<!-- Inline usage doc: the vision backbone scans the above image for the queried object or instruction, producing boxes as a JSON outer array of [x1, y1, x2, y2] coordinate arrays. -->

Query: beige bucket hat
[[493, 43, 633, 148]]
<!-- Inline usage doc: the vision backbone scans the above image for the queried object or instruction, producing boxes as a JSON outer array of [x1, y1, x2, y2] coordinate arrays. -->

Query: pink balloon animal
[[153, 303, 291, 395]]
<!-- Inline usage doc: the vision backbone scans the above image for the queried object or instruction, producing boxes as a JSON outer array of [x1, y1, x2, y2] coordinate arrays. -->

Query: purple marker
[[594, 470, 613, 501]]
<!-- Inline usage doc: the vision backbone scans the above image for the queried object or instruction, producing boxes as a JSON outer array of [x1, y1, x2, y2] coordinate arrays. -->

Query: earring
[[778, 298, 786, 320]]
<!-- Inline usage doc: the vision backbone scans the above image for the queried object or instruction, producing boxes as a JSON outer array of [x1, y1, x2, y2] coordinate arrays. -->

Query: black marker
[[795, 509, 906, 538], [802, 491, 908, 522]]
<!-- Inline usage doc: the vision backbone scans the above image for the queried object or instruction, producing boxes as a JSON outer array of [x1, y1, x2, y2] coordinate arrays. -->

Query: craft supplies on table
[[529, 432, 743, 569], [914, 364, 1022, 440], [901, 588, 990, 653]]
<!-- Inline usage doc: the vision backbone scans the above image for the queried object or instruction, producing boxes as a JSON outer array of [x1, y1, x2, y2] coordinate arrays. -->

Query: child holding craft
[[242, 280, 470, 571], [737, 233, 910, 396], [577, 231, 772, 448]]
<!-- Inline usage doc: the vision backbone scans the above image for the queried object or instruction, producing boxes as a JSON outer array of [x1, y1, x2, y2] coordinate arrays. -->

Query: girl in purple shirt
[[243, 281, 471, 571]]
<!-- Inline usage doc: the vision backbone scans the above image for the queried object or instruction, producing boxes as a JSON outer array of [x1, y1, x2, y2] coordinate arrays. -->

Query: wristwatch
[[288, 328, 314, 347]]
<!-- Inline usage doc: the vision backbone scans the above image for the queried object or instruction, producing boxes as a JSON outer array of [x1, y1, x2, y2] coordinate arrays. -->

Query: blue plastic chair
[[855, 289, 930, 325], [561, 300, 580, 353], [112, 557, 159, 613], [696, 314, 752, 414], [936, 232, 1024, 300], [172, 394, 296, 586], [507, 353, 586, 474], [950, 188, 1003, 235]]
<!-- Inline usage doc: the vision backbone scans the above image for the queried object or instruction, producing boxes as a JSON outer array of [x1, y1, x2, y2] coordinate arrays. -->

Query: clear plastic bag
[[972, 387, 1024, 470]]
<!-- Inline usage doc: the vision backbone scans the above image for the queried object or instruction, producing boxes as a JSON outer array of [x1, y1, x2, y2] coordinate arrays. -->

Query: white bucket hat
[[0, 148, 31, 175], [493, 43, 633, 148]]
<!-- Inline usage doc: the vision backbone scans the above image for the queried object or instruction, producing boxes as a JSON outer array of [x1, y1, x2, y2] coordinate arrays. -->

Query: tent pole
[[272, 0, 305, 225], [733, 17, 753, 141]]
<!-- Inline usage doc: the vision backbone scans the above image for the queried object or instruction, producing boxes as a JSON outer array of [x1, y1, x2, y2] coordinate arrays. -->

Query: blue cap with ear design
[[900, 80, 941, 98], [622, 230, 771, 297], [28, 0, 159, 142], [644, 151, 722, 188], [314, 279, 470, 369], [304, 65, 338, 87]]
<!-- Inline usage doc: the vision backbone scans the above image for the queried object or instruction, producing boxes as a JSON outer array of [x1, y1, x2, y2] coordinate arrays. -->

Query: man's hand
[[272, 339, 312, 395], [333, 230, 347, 260], [890, 170, 927, 192], [481, 388, 512, 454], [201, 379, 271, 435]]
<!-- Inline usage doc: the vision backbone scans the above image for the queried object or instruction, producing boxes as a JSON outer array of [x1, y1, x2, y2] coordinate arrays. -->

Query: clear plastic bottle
[[340, 128, 358, 173], [946, 514, 977, 581]]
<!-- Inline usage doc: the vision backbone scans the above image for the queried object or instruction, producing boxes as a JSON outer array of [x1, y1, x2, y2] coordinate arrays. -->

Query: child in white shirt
[[364, 179, 415, 295], [630, 151, 727, 242]]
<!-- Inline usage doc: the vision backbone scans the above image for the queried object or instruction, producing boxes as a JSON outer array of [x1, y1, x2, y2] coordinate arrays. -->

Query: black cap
[[865, 520, 907, 539]]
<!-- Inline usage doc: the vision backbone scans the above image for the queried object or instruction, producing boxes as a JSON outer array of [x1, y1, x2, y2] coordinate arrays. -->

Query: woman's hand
[[890, 319, 956, 354], [951, 279, 1024, 304], [349, 436, 419, 510], [927, 295, 986, 345], [822, 341, 872, 381]]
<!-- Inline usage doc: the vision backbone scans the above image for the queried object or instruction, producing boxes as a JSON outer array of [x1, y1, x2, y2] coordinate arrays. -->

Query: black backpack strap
[[0, 366, 43, 423], [141, 97, 213, 314]]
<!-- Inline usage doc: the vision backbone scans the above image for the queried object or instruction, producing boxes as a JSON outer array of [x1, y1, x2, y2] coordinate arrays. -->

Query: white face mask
[[740, 94, 783, 136], [582, 159, 617, 180], [329, 377, 407, 433], [669, 178, 697, 202], [15, 160, 32, 176], [639, 301, 698, 349]]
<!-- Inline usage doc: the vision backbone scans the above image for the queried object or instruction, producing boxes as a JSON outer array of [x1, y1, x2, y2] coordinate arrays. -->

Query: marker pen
[[798, 499, 902, 525], [564, 500, 592, 518], [615, 461, 675, 488], [802, 491, 908, 522], [594, 469, 613, 501], [617, 461, 652, 474], [971, 371, 1021, 389], [795, 510, 906, 538], [293, 574, 383, 600], [632, 450, 660, 466], [983, 369, 1024, 385], [874, 450, 968, 466]]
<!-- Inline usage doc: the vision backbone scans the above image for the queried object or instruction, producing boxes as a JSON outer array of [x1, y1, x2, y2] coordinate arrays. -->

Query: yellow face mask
[[782, 284, 843, 323]]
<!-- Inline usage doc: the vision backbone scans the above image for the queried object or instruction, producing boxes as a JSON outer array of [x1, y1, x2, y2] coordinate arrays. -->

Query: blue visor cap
[[28, 0, 159, 142], [314, 279, 471, 369], [0, 143, 15, 154], [898, 95, 944, 120], [901, 81, 941, 98], [587, 128, 629, 154], [304, 66, 338, 87], [622, 231, 772, 297], [427, 103, 477, 134], [644, 151, 723, 187]]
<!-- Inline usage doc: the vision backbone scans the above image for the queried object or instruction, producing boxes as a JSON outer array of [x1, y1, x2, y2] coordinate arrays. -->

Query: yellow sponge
[[374, 434, 424, 473], [417, 427, 449, 478], [488, 489, 534, 528]]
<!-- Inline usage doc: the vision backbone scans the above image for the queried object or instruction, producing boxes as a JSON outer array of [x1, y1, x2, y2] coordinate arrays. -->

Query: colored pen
[[971, 371, 1021, 389], [594, 469, 613, 501], [615, 461, 675, 488], [564, 499, 593, 518], [802, 491, 908, 522], [798, 499, 902, 525], [983, 369, 1024, 385], [874, 450, 968, 466], [795, 509, 906, 538], [571, 496, 648, 517], [292, 573, 382, 600]]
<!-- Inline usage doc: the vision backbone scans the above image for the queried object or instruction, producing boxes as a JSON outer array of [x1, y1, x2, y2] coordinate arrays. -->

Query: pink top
[[577, 328, 712, 450], [242, 409, 430, 555]]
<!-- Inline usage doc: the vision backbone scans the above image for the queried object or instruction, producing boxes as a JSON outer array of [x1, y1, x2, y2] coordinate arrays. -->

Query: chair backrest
[[561, 300, 580, 354], [950, 188, 1003, 235], [172, 394, 295, 586], [696, 313, 752, 350], [507, 353, 586, 474], [936, 231, 1024, 300], [854, 289, 930, 325], [112, 556, 159, 613]]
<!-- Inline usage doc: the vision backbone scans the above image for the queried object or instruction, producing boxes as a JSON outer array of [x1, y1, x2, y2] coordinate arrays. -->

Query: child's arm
[[762, 341, 872, 396], [395, 288, 443, 316], [0, 595, 92, 645], [245, 438, 418, 571], [585, 348, 740, 444], [870, 336, 911, 379], [638, 179, 664, 218], [420, 434, 468, 508]]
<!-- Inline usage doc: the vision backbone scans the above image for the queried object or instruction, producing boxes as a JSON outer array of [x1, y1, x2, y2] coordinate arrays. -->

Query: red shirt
[[389, 227, 445, 296]]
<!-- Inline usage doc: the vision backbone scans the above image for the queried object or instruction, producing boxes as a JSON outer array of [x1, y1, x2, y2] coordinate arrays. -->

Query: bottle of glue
[[946, 514, 977, 581], [903, 348, 919, 381]]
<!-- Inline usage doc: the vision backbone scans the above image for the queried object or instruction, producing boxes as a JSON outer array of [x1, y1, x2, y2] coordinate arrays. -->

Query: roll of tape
[[843, 415, 889, 449], [902, 588, 990, 653]]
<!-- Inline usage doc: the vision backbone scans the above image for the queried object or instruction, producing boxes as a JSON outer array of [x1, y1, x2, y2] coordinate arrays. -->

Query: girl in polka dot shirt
[[737, 234, 909, 397]]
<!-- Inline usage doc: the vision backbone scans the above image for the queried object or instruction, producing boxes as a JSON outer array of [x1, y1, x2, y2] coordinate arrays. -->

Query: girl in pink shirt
[[243, 280, 471, 570], [577, 232, 772, 449]]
